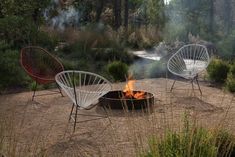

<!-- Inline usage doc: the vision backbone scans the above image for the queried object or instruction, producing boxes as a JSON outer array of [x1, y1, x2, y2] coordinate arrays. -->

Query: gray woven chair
[[167, 44, 210, 95], [55, 70, 112, 131]]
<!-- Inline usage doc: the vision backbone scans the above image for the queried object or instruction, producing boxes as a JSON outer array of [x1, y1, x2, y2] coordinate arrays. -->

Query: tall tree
[[208, 0, 214, 33], [223, 0, 232, 34], [141, 0, 166, 29], [113, 0, 122, 30], [124, 0, 129, 28], [0, 0, 51, 46], [96, 0, 105, 22]]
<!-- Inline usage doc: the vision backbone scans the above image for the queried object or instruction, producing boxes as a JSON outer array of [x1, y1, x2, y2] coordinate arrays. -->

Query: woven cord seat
[[20, 46, 64, 100], [167, 44, 210, 95], [55, 70, 112, 132]]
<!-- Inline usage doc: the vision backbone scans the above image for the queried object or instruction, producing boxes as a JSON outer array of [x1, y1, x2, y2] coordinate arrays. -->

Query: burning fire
[[123, 79, 145, 99]]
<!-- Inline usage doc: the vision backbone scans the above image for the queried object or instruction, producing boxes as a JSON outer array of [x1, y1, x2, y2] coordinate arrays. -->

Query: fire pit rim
[[99, 90, 155, 110], [101, 90, 154, 101]]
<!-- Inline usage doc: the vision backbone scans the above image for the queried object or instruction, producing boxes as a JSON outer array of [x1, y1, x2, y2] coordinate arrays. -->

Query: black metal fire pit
[[99, 90, 154, 110]]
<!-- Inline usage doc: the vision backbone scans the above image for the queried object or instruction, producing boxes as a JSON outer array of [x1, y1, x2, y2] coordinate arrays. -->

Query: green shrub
[[226, 64, 235, 92], [207, 58, 230, 83], [143, 128, 217, 157], [0, 40, 29, 91], [142, 123, 235, 157], [107, 61, 128, 82], [0, 16, 37, 47], [226, 74, 235, 93]]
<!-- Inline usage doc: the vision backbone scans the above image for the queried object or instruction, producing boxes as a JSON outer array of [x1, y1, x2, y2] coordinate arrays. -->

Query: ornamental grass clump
[[142, 116, 235, 157]]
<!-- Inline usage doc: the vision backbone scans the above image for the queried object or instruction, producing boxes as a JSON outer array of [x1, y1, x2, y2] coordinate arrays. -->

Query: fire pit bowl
[[99, 90, 154, 110]]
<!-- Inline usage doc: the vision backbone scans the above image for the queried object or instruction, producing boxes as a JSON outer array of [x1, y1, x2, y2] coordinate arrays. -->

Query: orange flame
[[123, 79, 145, 99]]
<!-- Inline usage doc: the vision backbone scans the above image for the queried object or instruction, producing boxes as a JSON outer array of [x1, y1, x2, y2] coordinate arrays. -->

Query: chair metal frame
[[55, 70, 112, 132], [167, 44, 210, 95], [20, 46, 64, 100]]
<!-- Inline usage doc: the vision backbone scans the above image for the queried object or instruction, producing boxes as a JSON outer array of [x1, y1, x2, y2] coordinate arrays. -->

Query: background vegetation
[[0, 0, 235, 92]]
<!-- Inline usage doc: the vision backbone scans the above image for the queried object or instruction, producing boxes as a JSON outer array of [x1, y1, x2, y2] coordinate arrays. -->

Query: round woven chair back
[[167, 44, 210, 79], [55, 71, 112, 108], [20, 46, 64, 84]]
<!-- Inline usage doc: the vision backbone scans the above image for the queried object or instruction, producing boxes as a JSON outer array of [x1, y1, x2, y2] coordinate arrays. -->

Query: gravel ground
[[0, 78, 234, 156]]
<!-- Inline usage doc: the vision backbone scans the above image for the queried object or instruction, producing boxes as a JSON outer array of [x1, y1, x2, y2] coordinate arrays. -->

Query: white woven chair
[[167, 44, 210, 95], [55, 70, 112, 131]]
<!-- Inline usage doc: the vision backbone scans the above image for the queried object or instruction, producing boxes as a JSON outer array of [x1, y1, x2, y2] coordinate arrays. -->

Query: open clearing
[[0, 78, 234, 156]]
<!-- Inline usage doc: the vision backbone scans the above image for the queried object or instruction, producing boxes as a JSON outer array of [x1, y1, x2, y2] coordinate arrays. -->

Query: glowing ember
[[123, 79, 145, 99]]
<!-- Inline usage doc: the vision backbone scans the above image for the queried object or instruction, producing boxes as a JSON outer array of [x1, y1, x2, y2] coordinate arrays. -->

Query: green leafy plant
[[226, 74, 235, 93], [142, 116, 235, 157], [0, 40, 30, 92], [107, 61, 129, 82], [207, 58, 230, 84], [226, 64, 235, 92]]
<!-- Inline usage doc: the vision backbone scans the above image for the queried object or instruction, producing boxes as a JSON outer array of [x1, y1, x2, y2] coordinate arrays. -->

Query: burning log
[[123, 78, 145, 99]]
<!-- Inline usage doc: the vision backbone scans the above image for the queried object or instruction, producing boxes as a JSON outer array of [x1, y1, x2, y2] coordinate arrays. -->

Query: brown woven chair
[[20, 46, 64, 100]]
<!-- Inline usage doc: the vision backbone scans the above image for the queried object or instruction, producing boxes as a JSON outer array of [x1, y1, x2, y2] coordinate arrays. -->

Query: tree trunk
[[124, 0, 129, 29], [208, 0, 214, 33], [113, 0, 122, 30], [0, 2, 3, 18], [96, 0, 104, 22], [224, 0, 232, 34]]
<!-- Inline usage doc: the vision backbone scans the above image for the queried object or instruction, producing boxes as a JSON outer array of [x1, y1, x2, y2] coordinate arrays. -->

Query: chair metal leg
[[73, 104, 79, 132], [102, 105, 112, 124], [32, 82, 38, 101], [70, 105, 112, 132], [56, 83, 64, 97], [191, 79, 194, 92], [69, 103, 75, 122], [195, 77, 202, 95], [170, 80, 176, 92]]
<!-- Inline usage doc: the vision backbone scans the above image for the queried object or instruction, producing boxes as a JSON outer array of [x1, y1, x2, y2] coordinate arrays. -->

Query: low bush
[[0, 40, 30, 92], [226, 63, 235, 93], [0, 16, 37, 48], [143, 128, 217, 157], [142, 118, 235, 157], [107, 61, 129, 82], [207, 58, 230, 84], [226, 73, 235, 93]]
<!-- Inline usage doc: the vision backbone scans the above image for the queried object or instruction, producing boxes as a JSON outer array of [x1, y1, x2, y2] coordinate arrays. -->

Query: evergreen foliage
[[107, 61, 129, 82]]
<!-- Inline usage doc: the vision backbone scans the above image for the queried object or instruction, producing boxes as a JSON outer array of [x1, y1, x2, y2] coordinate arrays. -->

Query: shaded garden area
[[1, 0, 235, 156]]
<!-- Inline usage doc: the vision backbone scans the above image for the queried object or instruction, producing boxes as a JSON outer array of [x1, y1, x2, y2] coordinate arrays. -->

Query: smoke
[[44, 0, 80, 30], [164, 0, 172, 5], [129, 42, 171, 79]]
